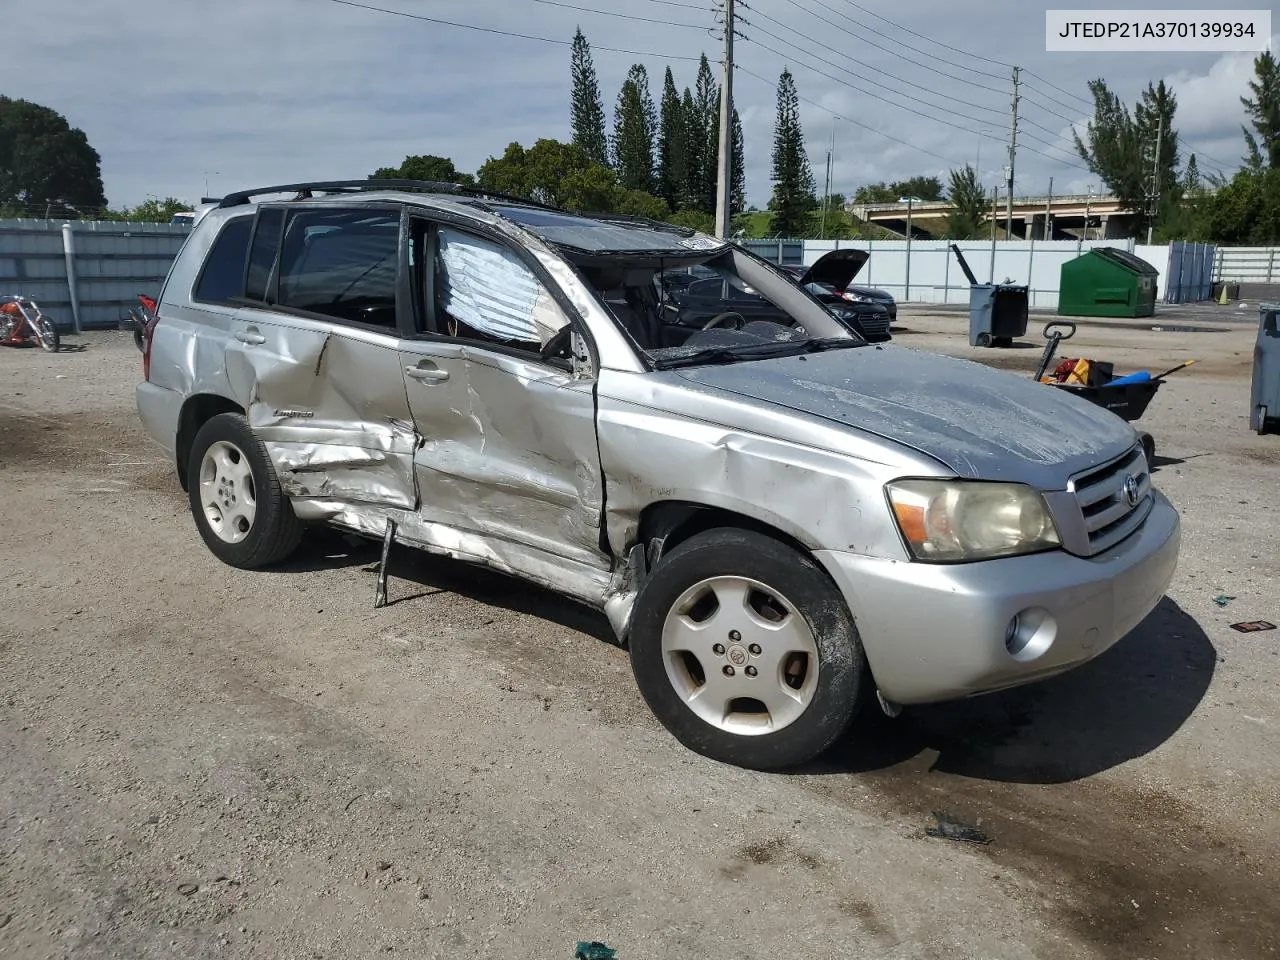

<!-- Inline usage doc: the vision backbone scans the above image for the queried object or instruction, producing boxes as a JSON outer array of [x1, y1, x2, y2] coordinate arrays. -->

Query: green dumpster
[[1057, 247, 1159, 318]]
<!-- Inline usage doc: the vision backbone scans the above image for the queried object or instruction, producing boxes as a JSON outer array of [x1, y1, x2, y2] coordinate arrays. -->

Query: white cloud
[[4, 0, 1268, 208]]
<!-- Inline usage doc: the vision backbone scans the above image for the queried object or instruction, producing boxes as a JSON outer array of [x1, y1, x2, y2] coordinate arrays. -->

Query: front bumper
[[814, 490, 1181, 705]]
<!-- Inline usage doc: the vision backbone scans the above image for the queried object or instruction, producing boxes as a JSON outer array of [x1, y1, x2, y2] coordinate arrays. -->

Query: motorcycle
[[0, 296, 60, 352], [120, 293, 157, 352]]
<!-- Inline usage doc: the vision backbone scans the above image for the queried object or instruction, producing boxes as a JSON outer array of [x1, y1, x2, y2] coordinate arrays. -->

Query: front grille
[[858, 314, 891, 338], [1068, 445, 1151, 555]]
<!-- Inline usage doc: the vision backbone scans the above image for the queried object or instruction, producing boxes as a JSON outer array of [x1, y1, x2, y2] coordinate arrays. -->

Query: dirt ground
[[1, 308, 1277, 960]]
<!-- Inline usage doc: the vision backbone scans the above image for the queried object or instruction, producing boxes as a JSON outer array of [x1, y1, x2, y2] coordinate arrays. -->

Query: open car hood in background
[[798, 249, 869, 289]]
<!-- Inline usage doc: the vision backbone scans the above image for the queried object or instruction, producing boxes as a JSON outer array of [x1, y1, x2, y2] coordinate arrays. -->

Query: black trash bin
[[1251, 302, 1280, 435], [950, 244, 1029, 347]]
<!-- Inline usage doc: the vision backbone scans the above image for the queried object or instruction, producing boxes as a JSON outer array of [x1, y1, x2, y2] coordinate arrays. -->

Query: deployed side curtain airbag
[[437, 228, 566, 344]]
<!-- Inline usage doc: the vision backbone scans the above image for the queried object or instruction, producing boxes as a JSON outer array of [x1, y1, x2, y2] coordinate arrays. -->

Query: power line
[[321, 0, 704, 60], [527, 0, 707, 29], [824, 0, 1011, 71], [1021, 69, 1093, 109], [750, 0, 1008, 91], [743, 32, 1090, 172], [742, 6, 1008, 119], [734, 62, 961, 166]]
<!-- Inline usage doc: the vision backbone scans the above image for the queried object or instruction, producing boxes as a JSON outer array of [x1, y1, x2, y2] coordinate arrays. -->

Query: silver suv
[[136, 180, 1181, 770]]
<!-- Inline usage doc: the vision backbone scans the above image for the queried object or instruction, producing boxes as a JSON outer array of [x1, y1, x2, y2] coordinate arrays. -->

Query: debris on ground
[[176, 883, 198, 896], [575, 942, 617, 959], [1213, 595, 1236, 608], [925, 812, 993, 845], [1230, 620, 1277, 633]]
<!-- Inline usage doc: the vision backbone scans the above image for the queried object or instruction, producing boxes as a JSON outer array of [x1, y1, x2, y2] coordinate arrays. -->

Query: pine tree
[[731, 107, 746, 216], [1241, 51, 1280, 170], [613, 64, 657, 193], [768, 68, 815, 236], [692, 55, 719, 213], [1184, 154, 1200, 193], [657, 68, 686, 210], [679, 88, 703, 210], [570, 28, 609, 168]]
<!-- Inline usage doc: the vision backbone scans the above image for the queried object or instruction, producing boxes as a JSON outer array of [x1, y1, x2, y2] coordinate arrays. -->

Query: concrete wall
[[0, 219, 191, 330]]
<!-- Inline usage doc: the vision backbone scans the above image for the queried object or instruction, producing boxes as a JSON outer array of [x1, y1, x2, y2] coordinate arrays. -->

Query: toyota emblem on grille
[[1122, 474, 1141, 507]]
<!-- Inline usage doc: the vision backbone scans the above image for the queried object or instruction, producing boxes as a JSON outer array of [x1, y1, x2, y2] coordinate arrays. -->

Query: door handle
[[235, 329, 266, 345], [406, 365, 449, 383]]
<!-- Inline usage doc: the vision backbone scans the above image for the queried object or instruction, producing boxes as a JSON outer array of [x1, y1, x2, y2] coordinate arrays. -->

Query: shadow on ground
[[810, 596, 1215, 785], [274, 528, 618, 645]]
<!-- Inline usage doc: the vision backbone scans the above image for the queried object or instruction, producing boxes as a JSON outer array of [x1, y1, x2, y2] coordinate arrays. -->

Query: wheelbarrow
[[1032, 321, 1195, 463]]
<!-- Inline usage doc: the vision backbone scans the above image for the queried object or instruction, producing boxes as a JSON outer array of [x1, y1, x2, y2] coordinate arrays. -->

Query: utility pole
[[1005, 65, 1020, 239], [821, 121, 834, 239], [1146, 114, 1164, 245], [1043, 176, 1053, 241], [714, 0, 735, 238], [989, 186, 998, 283]]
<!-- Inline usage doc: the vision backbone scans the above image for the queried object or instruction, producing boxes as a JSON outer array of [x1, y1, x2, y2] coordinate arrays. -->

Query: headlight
[[842, 291, 871, 303], [886, 479, 1060, 562]]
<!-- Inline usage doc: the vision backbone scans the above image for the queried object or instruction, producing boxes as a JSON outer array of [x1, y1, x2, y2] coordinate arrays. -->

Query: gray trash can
[[1252, 302, 1280, 435], [950, 244, 1029, 347]]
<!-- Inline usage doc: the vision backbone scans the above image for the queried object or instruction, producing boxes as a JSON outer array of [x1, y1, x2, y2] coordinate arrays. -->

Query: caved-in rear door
[[227, 203, 419, 512]]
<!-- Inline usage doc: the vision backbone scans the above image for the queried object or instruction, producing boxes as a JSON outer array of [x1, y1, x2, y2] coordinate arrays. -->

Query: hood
[[799, 249, 869, 289], [672, 346, 1138, 487]]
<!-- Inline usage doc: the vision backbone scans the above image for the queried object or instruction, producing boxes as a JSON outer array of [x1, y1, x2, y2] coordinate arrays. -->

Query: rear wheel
[[628, 527, 866, 770], [186, 412, 303, 569], [37, 317, 59, 352], [976, 332, 993, 347]]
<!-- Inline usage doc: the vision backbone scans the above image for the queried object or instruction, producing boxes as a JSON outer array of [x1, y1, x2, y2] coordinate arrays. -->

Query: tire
[[628, 527, 867, 770], [37, 317, 59, 353], [186, 412, 304, 569], [976, 332, 993, 347]]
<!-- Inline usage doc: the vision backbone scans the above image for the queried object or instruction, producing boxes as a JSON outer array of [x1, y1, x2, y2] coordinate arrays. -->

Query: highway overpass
[[847, 194, 1137, 240]]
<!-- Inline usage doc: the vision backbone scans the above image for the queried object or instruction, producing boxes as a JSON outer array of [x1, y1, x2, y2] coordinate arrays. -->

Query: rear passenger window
[[193, 217, 252, 304], [245, 207, 284, 302], [276, 209, 400, 329]]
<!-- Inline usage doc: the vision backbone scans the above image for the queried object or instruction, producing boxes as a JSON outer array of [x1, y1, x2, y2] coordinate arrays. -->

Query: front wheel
[[628, 527, 867, 770], [37, 317, 59, 352], [186, 412, 304, 569]]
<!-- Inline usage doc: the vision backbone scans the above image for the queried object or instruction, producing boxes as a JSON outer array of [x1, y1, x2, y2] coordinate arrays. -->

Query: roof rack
[[214, 179, 565, 213]]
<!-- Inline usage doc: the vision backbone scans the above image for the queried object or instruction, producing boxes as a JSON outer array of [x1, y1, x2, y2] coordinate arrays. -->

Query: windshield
[[574, 247, 863, 369]]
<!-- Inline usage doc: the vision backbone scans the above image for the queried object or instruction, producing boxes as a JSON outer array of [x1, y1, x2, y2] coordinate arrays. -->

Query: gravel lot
[[1, 307, 1277, 960]]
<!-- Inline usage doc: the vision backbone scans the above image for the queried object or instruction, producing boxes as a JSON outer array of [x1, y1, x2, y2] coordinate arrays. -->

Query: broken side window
[[435, 227, 568, 350]]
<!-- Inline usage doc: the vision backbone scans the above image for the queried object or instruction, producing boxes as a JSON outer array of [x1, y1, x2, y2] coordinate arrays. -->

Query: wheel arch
[[176, 394, 244, 490], [637, 500, 816, 570]]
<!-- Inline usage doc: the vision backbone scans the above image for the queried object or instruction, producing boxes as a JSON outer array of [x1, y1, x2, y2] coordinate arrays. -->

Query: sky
[[4, 0, 1274, 210]]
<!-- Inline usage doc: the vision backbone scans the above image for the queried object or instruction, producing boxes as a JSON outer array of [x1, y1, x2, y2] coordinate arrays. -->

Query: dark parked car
[[666, 270, 892, 342], [779, 249, 897, 322]]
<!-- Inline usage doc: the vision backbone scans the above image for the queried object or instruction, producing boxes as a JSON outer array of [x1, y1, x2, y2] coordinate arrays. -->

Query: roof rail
[[214, 179, 565, 213]]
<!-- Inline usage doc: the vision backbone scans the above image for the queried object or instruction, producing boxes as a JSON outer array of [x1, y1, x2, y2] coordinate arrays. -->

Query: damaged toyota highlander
[[135, 179, 1181, 770]]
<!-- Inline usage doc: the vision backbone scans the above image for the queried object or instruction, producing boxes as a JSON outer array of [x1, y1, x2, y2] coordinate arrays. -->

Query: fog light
[[1003, 607, 1056, 662]]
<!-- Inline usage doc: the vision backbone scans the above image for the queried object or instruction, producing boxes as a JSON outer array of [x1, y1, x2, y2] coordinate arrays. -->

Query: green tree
[[370, 154, 475, 186], [657, 68, 686, 210], [665, 208, 715, 232], [570, 28, 610, 168], [105, 197, 192, 223], [679, 87, 704, 210], [690, 55, 719, 213], [853, 182, 896, 203], [613, 64, 657, 193], [853, 178, 944, 204], [767, 68, 815, 236], [475, 138, 667, 215], [945, 164, 987, 238], [1183, 154, 1200, 193], [0, 96, 107, 217], [1241, 51, 1280, 170], [731, 106, 746, 216], [1074, 78, 1179, 237], [1201, 167, 1280, 243]]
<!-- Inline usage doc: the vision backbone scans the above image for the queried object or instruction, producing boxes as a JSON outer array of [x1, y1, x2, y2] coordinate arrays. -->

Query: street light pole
[[899, 196, 918, 301]]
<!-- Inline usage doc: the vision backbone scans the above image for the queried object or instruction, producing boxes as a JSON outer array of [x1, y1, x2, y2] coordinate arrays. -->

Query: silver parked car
[[135, 180, 1181, 770]]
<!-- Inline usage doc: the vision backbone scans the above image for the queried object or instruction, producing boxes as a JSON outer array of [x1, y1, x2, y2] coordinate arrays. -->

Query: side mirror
[[540, 325, 574, 365]]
